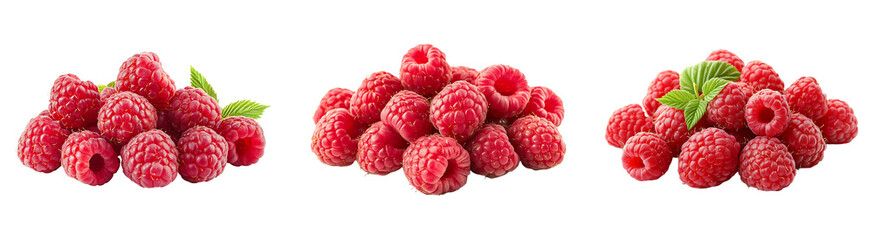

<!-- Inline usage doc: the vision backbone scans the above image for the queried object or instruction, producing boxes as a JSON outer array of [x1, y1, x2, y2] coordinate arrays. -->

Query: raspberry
[[520, 86, 565, 126], [98, 92, 157, 147], [780, 113, 826, 168], [402, 135, 471, 195], [739, 136, 796, 191], [167, 87, 221, 133], [465, 124, 519, 178], [784, 76, 828, 121], [356, 122, 407, 175], [116, 52, 176, 109], [155, 109, 180, 142], [706, 81, 753, 130], [312, 109, 360, 166], [726, 127, 755, 148], [217, 116, 267, 166], [606, 104, 654, 148], [475, 64, 531, 119], [429, 81, 488, 142], [121, 130, 179, 188], [655, 106, 707, 156], [745, 89, 790, 137], [399, 44, 452, 97], [740, 60, 784, 93], [349, 71, 404, 124], [678, 128, 741, 188], [450, 66, 478, 83], [381, 90, 435, 142], [642, 70, 680, 116], [508, 115, 566, 170], [817, 99, 858, 144], [705, 49, 745, 72], [18, 115, 70, 173], [48, 74, 101, 129], [61, 131, 120, 186], [177, 126, 229, 183], [100, 86, 118, 102], [622, 132, 672, 181], [313, 88, 353, 124]]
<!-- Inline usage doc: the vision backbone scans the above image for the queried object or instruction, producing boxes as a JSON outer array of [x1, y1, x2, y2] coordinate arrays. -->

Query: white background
[[1, 0, 870, 239]]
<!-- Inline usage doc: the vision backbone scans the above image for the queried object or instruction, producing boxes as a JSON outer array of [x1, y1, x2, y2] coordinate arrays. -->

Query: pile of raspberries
[[312, 44, 567, 195], [16, 52, 267, 188], [606, 49, 858, 191]]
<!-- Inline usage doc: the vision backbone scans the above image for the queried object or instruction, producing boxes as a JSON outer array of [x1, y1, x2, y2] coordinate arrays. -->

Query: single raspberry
[[817, 99, 858, 144], [642, 70, 680, 116], [726, 127, 755, 148], [706, 81, 753, 130], [739, 136, 796, 191], [740, 60, 784, 93], [61, 131, 120, 186], [312, 109, 359, 166], [622, 132, 672, 181], [475, 64, 531, 119], [155, 109, 180, 142], [218, 116, 267, 166], [177, 126, 229, 183], [654, 106, 706, 156], [18, 115, 70, 173], [381, 90, 435, 142], [606, 104, 654, 148], [98, 92, 157, 147], [349, 71, 405, 124], [313, 88, 353, 124], [429, 81, 488, 142], [121, 130, 178, 188], [48, 74, 101, 129], [450, 66, 478, 83], [116, 52, 176, 109], [745, 89, 790, 137], [784, 76, 828, 121], [678, 128, 741, 188], [780, 113, 826, 168], [705, 49, 745, 72], [100, 86, 118, 102], [167, 87, 221, 133], [508, 115, 566, 170], [402, 135, 471, 195], [399, 44, 452, 97], [520, 86, 564, 126], [356, 122, 407, 175], [465, 124, 519, 178]]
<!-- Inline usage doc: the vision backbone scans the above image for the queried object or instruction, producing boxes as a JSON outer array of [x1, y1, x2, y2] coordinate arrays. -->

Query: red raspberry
[[475, 64, 531, 119], [312, 109, 360, 166], [784, 76, 828, 121], [49, 74, 101, 129], [780, 113, 826, 168], [98, 92, 157, 147], [465, 124, 519, 178], [739, 136, 796, 191], [817, 99, 858, 144], [606, 104, 654, 148], [402, 135, 471, 195], [745, 89, 790, 137], [450, 66, 478, 83], [349, 71, 404, 124], [217, 116, 267, 166], [508, 115, 566, 170], [653, 106, 705, 155], [167, 87, 221, 133], [399, 44, 452, 97], [622, 132, 672, 181], [116, 52, 176, 109], [706, 81, 753, 130], [705, 49, 745, 72], [740, 60, 784, 93], [726, 127, 755, 148], [642, 70, 680, 116], [177, 126, 229, 183], [100, 86, 118, 102], [18, 115, 70, 173], [381, 90, 435, 142], [155, 109, 180, 142], [520, 86, 565, 126], [356, 122, 407, 175], [121, 130, 179, 188], [61, 131, 120, 186], [678, 128, 741, 188], [313, 87, 353, 124], [429, 81, 488, 142]]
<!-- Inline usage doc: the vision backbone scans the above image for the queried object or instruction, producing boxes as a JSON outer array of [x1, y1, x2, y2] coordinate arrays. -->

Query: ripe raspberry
[[726, 127, 755, 148], [356, 122, 407, 175], [450, 66, 478, 83], [654, 106, 706, 155], [622, 132, 672, 181], [313, 88, 353, 124], [121, 130, 179, 188], [784, 76, 828, 121], [312, 109, 360, 166], [167, 87, 221, 133], [706, 81, 753, 130], [508, 115, 566, 170], [429, 81, 488, 142], [705, 49, 745, 72], [61, 131, 120, 186], [678, 128, 741, 188], [817, 99, 858, 144], [606, 104, 654, 148], [381, 90, 435, 142], [18, 115, 70, 173], [745, 89, 790, 137], [402, 135, 471, 195], [475, 64, 531, 119], [98, 92, 157, 147], [49, 74, 101, 129], [739, 136, 796, 191], [465, 124, 519, 178], [218, 116, 267, 166], [399, 44, 452, 97], [177, 126, 229, 183], [780, 113, 826, 168], [100, 86, 118, 102], [116, 52, 176, 109], [740, 60, 784, 93], [520, 86, 565, 126], [642, 70, 680, 116], [349, 71, 404, 124], [155, 109, 180, 142]]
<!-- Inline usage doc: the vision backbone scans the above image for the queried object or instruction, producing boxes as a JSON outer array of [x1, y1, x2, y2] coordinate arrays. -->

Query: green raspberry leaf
[[97, 84, 107, 92], [657, 90, 696, 110], [679, 61, 741, 94], [222, 100, 269, 119], [107, 81, 115, 88], [683, 99, 708, 130], [190, 66, 218, 103], [701, 77, 731, 102]]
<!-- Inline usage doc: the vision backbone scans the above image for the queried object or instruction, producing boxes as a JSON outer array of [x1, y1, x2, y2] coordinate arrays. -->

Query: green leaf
[[190, 66, 218, 103], [657, 90, 695, 110], [107, 81, 115, 88], [97, 84, 107, 92], [683, 99, 708, 130], [701, 78, 731, 102], [222, 100, 269, 119], [679, 61, 741, 94]]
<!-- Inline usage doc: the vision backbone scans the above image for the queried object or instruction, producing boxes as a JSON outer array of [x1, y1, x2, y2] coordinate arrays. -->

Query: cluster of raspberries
[[17, 52, 267, 188], [606, 49, 858, 191], [312, 44, 567, 195]]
